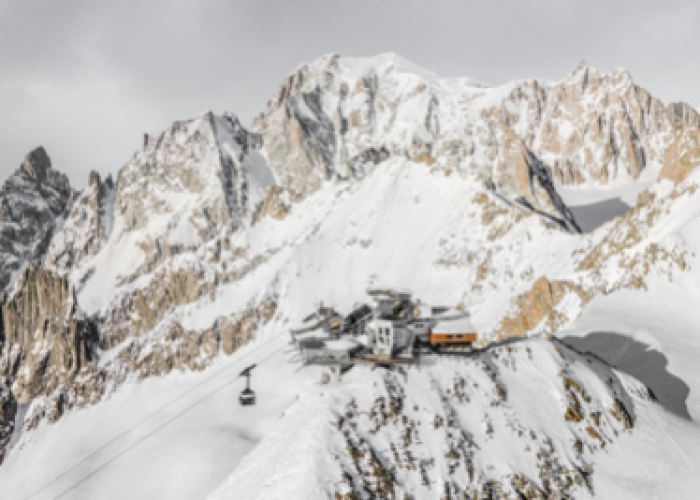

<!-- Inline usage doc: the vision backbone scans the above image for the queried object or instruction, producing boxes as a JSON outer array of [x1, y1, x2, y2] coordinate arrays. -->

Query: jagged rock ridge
[[253, 54, 700, 228], [0, 147, 72, 290], [108, 111, 274, 283], [46, 171, 116, 276]]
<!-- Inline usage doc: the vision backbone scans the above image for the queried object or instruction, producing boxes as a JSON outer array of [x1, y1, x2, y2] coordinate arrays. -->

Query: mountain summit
[[0, 147, 72, 290]]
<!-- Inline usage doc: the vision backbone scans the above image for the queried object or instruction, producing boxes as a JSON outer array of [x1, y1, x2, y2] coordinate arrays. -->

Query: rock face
[[0, 264, 98, 404], [258, 185, 292, 221], [253, 54, 700, 225], [491, 63, 700, 185], [660, 128, 700, 186], [0, 379, 17, 465], [118, 112, 269, 233], [0, 147, 72, 291], [497, 276, 592, 339], [46, 171, 116, 276], [110, 112, 274, 280]]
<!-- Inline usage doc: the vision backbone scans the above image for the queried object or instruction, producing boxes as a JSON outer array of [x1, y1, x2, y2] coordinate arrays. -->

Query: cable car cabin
[[239, 388, 256, 405], [239, 364, 257, 406]]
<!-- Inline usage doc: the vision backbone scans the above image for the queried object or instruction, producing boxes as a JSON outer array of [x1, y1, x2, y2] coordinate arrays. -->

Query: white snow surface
[[1, 329, 321, 500]]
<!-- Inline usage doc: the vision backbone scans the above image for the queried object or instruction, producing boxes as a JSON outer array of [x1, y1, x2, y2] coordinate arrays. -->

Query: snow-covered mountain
[[0, 147, 73, 290], [1, 53, 700, 499], [45, 171, 116, 276]]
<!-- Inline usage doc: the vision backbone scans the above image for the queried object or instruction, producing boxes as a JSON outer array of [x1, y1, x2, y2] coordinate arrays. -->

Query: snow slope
[[209, 337, 700, 500], [5, 156, 700, 499], [1, 328, 321, 500]]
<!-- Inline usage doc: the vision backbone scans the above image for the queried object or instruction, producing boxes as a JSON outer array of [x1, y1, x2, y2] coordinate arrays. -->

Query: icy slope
[[204, 159, 700, 499], [209, 338, 700, 500], [0, 325, 321, 500], [71, 111, 273, 314]]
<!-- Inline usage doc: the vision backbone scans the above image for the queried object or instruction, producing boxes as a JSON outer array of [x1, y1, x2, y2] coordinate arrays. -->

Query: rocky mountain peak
[[88, 170, 102, 189], [571, 58, 592, 75], [51, 110, 277, 293], [612, 66, 634, 85], [46, 168, 117, 277], [0, 148, 73, 291], [21, 146, 52, 182], [116, 111, 270, 234]]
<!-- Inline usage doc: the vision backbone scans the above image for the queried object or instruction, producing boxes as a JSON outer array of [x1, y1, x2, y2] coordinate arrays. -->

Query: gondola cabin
[[239, 364, 257, 406], [239, 388, 256, 405]]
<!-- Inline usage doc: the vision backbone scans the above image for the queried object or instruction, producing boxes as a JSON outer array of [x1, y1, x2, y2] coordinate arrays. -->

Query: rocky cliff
[[252, 54, 700, 227], [491, 62, 700, 185], [45, 171, 116, 277], [0, 379, 17, 465], [109, 111, 273, 283], [0, 147, 72, 291], [0, 264, 98, 405]]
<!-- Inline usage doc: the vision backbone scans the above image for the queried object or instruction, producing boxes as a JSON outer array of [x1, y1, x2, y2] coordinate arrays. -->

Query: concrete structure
[[291, 287, 478, 365]]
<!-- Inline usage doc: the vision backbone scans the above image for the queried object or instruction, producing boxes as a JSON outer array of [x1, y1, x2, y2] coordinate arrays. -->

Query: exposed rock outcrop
[[0, 147, 72, 290], [46, 171, 116, 275], [660, 129, 700, 186], [106, 295, 276, 383], [496, 276, 592, 339], [258, 185, 292, 221], [111, 112, 274, 282], [0, 379, 17, 465], [255, 55, 700, 216], [0, 264, 98, 404]]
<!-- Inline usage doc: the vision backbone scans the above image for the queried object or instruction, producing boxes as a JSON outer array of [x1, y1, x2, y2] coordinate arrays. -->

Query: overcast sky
[[1, 0, 698, 187]]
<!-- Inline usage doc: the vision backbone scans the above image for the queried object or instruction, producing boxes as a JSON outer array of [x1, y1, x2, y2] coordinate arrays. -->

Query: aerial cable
[[23, 337, 285, 500]]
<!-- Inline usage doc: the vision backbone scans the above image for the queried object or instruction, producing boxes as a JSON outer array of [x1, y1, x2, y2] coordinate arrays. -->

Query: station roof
[[299, 339, 326, 349], [324, 338, 362, 352], [432, 315, 477, 335], [366, 286, 413, 300], [294, 331, 330, 342]]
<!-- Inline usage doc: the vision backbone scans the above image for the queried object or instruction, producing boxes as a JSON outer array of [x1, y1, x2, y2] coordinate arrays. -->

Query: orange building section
[[429, 332, 478, 344]]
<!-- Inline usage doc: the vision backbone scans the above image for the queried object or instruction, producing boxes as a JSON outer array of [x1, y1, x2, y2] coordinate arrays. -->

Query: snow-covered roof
[[432, 316, 477, 335], [294, 331, 329, 343], [414, 303, 433, 318], [366, 286, 412, 300], [323, 338, 361, 352]]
